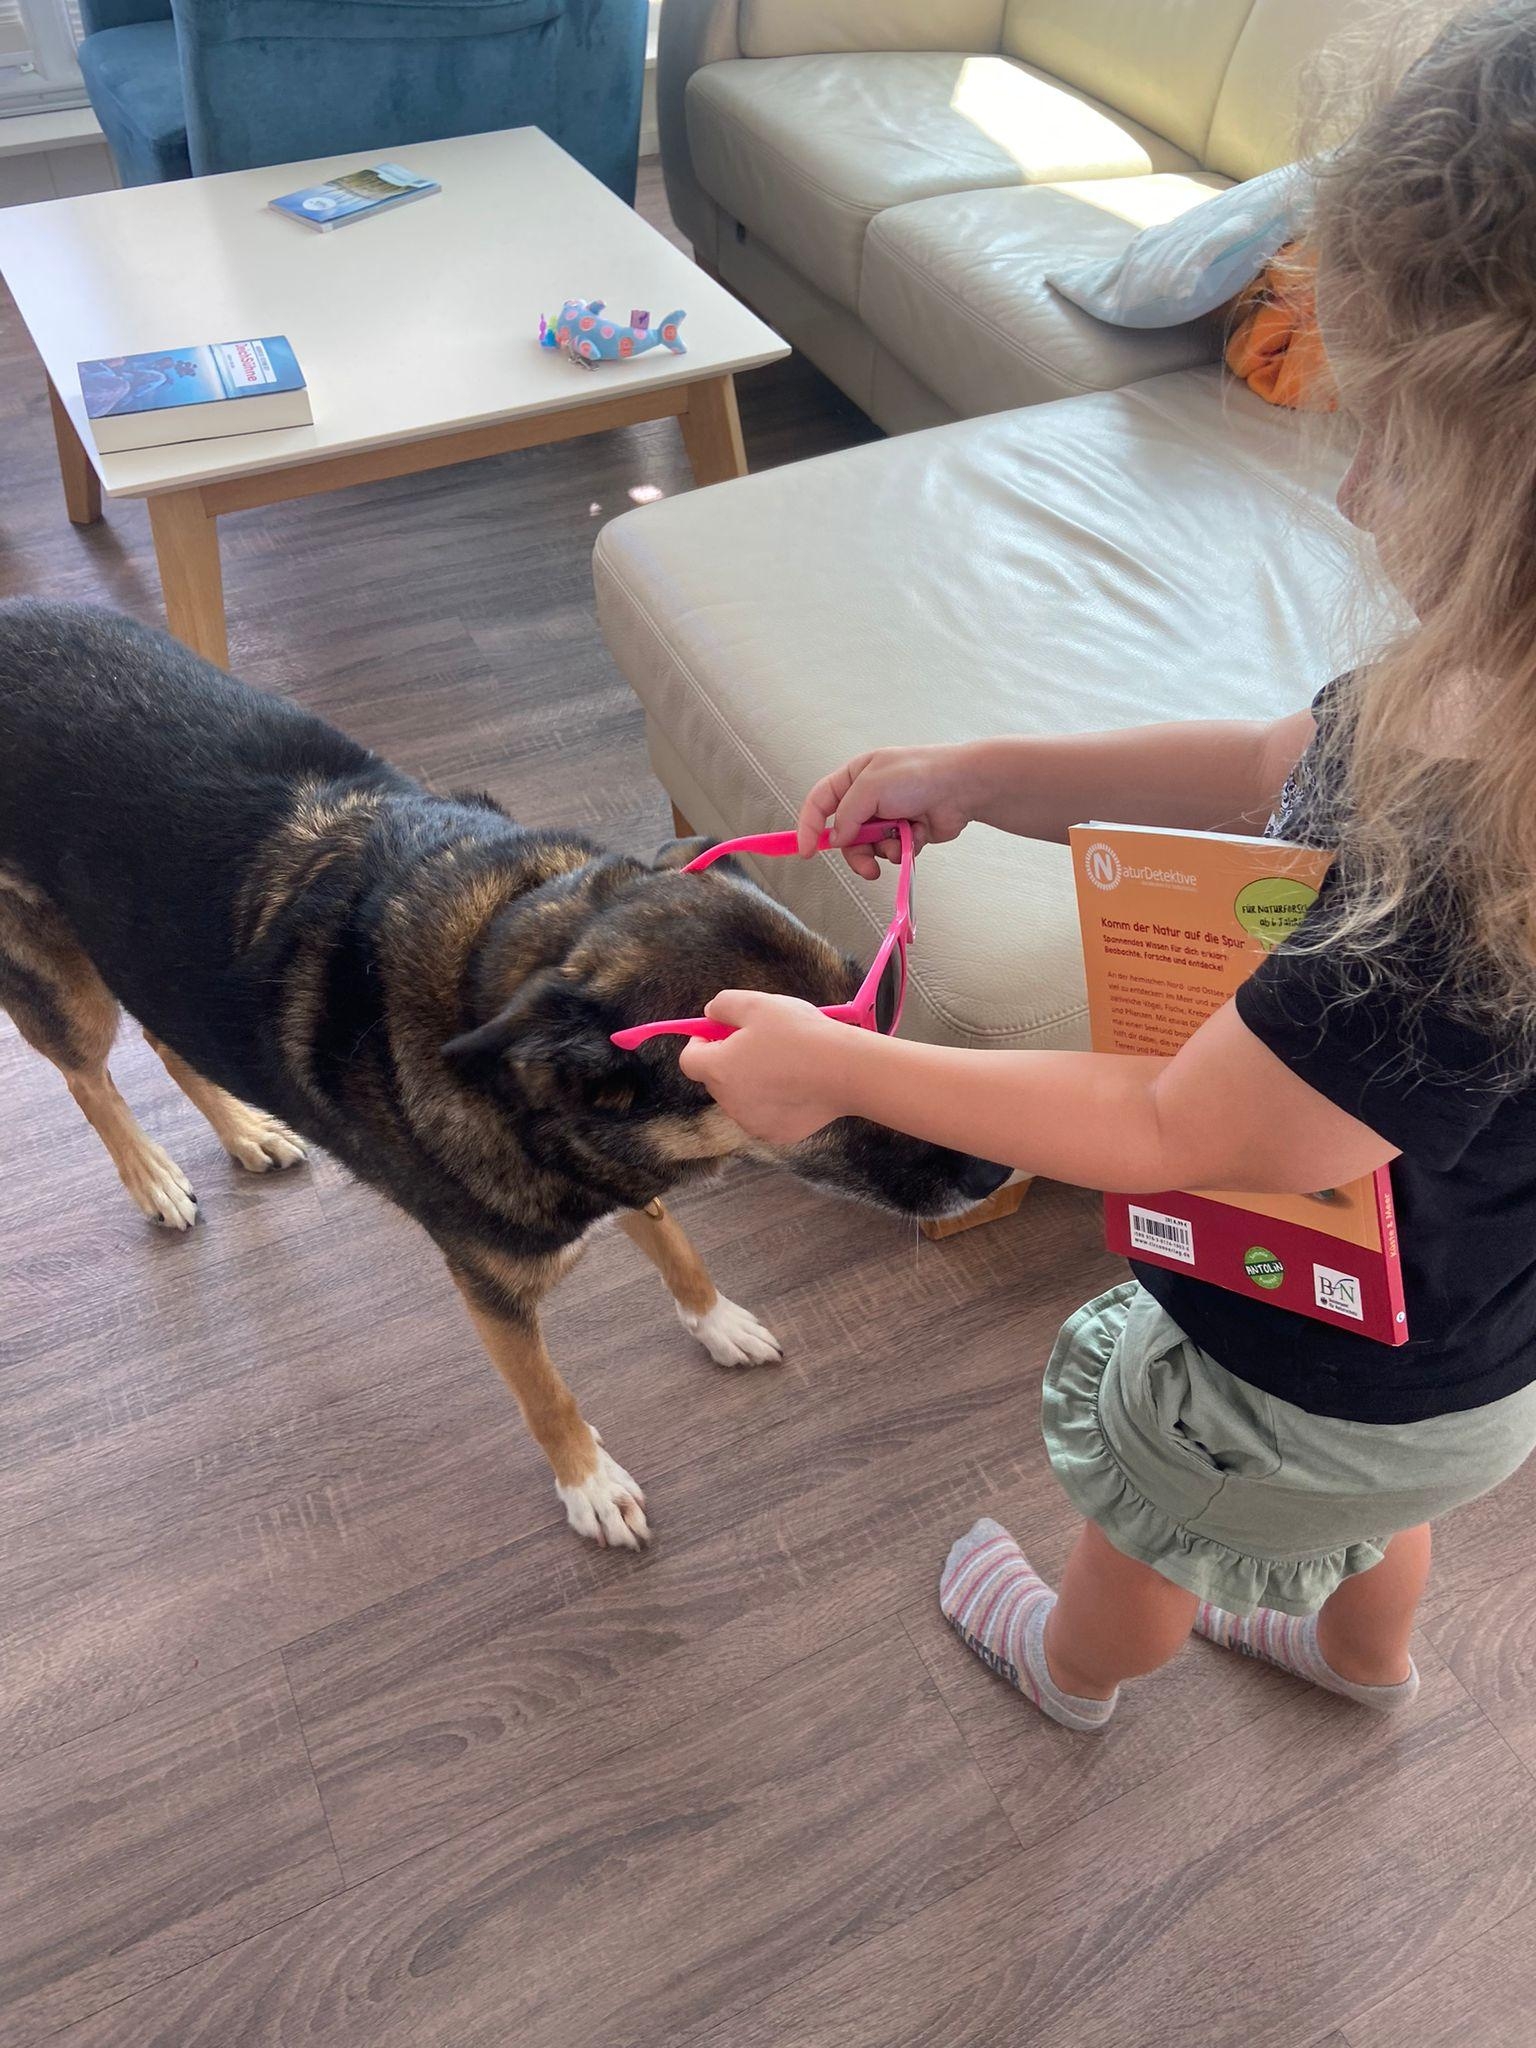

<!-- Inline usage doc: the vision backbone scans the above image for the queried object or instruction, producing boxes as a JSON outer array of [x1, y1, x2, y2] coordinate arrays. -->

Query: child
[[679, 1, 1536, 1729]]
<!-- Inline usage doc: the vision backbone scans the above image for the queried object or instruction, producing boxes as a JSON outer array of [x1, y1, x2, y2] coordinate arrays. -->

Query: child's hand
[[797, 745, 978, 879], [679, 992, 856, 1143]]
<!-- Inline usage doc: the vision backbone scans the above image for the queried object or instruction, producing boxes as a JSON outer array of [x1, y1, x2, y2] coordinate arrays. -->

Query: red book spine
[[1373, 1164, 1409, 1342]]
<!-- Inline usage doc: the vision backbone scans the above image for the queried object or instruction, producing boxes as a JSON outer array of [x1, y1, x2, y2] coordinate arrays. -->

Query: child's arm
[[962, 714, 1316, 843], [680, 992, 1398, 1197], [797, 713, 1315, 877]]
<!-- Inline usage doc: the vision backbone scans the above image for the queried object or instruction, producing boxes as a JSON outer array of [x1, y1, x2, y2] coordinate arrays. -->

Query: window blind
[[0, 0, 86, 115]]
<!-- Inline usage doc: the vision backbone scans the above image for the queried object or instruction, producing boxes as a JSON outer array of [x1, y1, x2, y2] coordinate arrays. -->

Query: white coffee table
[[0, 127, 787, 668]]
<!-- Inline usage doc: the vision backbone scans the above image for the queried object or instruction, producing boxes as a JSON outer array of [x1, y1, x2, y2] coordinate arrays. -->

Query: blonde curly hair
[[1302, 0, 1536, 1061]]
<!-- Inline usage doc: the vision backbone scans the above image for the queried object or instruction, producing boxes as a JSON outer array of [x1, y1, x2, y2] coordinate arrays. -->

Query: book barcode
[[1128, 1206, 1196, 1264]]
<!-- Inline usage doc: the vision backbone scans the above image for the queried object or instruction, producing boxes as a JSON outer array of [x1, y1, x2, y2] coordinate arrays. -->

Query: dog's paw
[[679, 1293, 784, 1369], [117, 1138, 199, 1230], [557, 1442, 650, 1550], [221, 1107, 308, 1173]]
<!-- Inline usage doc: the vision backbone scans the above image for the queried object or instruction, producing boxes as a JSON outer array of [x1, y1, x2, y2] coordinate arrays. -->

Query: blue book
[[78, 336, 311, 454], [269, 162, 439, 231]]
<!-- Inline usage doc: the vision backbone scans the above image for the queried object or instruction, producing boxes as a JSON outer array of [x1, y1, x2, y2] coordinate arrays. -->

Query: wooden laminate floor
[[3, 166, 1535, 2048]]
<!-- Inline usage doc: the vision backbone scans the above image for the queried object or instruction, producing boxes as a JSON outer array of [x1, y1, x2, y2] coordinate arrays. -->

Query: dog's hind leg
[[618, 1199, 783, 1368], [0, 878, 198, 1228], [445, 1248, 650, 1550], [144, 1033, 307, 1174]]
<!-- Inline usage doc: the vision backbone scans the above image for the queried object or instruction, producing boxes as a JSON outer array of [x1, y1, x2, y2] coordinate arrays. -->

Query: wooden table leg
[[148, 489, 229, 669], [47, 377, 102, 527], [920, 1176, 1034, 1242], [678, 373, 748, 487]]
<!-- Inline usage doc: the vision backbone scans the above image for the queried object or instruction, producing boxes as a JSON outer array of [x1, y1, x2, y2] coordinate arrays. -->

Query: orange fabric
[[1225, 244, 1337, 412]]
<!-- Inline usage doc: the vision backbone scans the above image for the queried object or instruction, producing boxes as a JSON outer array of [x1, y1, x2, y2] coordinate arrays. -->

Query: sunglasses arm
[[682, 819, 908, 872], [610, 1018, 735, 1050], [610, 1005, 877, 1050]]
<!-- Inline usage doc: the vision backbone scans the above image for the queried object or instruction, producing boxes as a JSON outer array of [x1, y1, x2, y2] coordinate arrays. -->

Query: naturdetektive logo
[[1084, 842, 1122, 891], [1084, 842, 1197, 893]]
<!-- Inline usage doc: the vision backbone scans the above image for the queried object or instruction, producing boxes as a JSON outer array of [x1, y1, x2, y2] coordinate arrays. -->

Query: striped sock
[[938, 1518, 1118, 1732], [1194, 1602, 1419, 1711]]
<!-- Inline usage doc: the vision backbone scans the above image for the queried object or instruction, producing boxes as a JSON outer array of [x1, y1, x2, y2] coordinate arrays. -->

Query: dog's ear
[[439, 971, 553, 1069], [442, 971, 643, 1113], [653, 834, 744, 879]]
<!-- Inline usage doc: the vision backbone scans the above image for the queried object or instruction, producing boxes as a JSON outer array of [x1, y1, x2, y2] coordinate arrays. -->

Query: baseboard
[[0, 105, 102, 157]]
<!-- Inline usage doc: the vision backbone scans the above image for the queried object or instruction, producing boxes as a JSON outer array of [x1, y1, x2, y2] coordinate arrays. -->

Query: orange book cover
[[1069, 822, 1408, 1345]]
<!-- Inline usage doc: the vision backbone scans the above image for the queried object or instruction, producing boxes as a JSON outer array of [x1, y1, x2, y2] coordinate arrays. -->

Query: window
[[0, 0, 86, 117]]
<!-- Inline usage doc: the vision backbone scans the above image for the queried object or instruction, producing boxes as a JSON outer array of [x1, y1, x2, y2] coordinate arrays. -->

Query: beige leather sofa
[[595, 2, 1365, 1065], [659, 0, 1344, 430]]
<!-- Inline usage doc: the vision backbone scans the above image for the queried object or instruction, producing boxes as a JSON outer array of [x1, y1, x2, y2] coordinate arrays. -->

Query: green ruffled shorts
[[1043, 1280, 1536, 1616]]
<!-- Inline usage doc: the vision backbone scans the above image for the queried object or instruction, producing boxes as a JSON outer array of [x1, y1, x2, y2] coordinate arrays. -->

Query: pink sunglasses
[[611, 819, 916, 1049]]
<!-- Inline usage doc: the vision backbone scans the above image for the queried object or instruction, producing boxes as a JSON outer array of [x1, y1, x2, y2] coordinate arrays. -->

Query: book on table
[[268, 162, 439, 231], [1069, 820, 1408, 1345], [78, 337, 310, 454]]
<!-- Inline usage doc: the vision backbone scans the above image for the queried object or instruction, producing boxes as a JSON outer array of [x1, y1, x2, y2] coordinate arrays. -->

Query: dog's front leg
[[619, 1199, 783, 1369], [445, 1254, 650, 1550]]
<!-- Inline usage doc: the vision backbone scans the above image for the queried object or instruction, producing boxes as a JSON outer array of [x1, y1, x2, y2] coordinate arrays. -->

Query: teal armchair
[[77, 0, 649, 199]]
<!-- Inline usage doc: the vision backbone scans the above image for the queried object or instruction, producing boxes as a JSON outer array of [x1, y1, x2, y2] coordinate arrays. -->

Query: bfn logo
[[1313, 1264, 1364, 1321], [1084, 841, 1122, 892]]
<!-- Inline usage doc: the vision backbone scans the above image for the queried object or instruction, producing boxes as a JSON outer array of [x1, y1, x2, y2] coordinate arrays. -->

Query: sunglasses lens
[[874, 945, 904, 1034]]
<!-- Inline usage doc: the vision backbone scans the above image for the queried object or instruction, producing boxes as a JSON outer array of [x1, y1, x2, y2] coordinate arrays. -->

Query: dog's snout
[[960, 1157, 1013, 1204]]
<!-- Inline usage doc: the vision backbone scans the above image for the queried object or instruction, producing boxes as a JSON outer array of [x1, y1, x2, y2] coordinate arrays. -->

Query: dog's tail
[[658, 312, 687, 356]]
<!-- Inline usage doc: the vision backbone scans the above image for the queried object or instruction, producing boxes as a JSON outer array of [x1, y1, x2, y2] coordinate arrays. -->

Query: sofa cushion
[[594, 369, 1356, 1051], [686, 51, 1198, 311], [1205, 0, 1365, 181], [860, 174, 1230, 416], [739, 0, 1006, 58], [1002, 0, 1253, 162]]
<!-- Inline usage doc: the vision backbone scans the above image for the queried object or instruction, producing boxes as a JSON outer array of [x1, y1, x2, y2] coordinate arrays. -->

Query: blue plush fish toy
[[539, 298, 687, 367]]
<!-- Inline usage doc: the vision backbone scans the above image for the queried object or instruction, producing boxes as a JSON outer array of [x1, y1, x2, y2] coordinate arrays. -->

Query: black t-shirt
[[1135, 685, 1536, 1423]]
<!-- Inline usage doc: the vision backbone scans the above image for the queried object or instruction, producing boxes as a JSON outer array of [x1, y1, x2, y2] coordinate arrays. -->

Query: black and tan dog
[[0, 602, 1008, 1545]]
